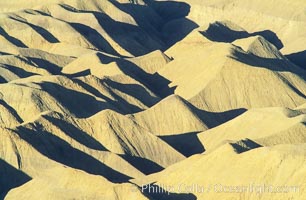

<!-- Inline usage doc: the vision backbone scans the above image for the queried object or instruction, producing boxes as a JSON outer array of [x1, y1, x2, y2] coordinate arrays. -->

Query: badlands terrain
[[0, 0, 306, 199]]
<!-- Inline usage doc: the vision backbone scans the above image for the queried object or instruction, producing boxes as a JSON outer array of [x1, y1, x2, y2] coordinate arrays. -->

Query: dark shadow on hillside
[[0, 52, 12, 56], [10, 17, 59, 43], [93, 12, 164, 56], [200, 21, 283, 49], [27, 57, 62, 75], [115, 59, 175, 98], [14, 126, 131, 183], [0, 76, 7, 84], [195, 108, 248, 129], [43, 115, 107, 151], [230, 50, 306, 80], [230, 139, 262, 153], [120, 155, 164, 175], [162, 18, 199, 47], [0, 99, 23, 123], [201, 22, 249, 43], [175, 96, 247, 128], [144, 0, 191, 21], [59, 3, 163, 56], [0, 64, 38, 78], [278, 75, 306, 99], [103, 78, 160, 107], [0, 159, 32, 199], [65, 69, 91, 77], [108, 0, 165, 47], [0, 54, 61, 76], [160, 132, 205, 157], [39, 81, 114, 118], [69, 22, 120, 56], [252, 30, 283, 49], [0, 27, 27, 48], [0, 55, 59, 75], [142, 183, 197, 200], [25, 9, 51, 17], [286, 50, 306, 70], [68, 52, 175, 99], [72, 78, 145, 114], [60, 1, 197, 55], [111, 0, 198, 49]]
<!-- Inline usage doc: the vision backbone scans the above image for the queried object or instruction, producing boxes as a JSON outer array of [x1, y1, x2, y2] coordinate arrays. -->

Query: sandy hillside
[[0, 0, 305, 199]]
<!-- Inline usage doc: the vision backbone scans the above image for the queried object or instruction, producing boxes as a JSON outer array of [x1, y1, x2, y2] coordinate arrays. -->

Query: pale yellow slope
[[255, 122, 306, 147], [160, 32, 306, 111], [0, 0, 61, 12], [127, 50, 171, 74], [188, 56, 306, 111], [182, 0, 306, 21], [17, 48, 74, 69], [180, 0, 306, 54], [0, 101, 22, 128], [129, 94, 207, 136], [63, 50, 170, 77], [233, 35, 285, 59], [5, 166, 148, 200], [62, 52, 117, 75], [90, 62, 125, 78], [40, 43, 98, 57], [62, 52, 124, 77], [198, 107, 306, 152], [164, 30, 213, 61], [133, 143, 306, 200], [297, 103, 306, 110], [160, 32, 228, 100], [80, 109, 185, 168]]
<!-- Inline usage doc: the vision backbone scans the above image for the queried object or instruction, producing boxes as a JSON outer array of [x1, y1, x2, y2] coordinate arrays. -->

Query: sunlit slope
[[180, 0, 306, 54], [160, 30, 306, 112], [198, 107, 306, 152], [133, 143, 306, 200]]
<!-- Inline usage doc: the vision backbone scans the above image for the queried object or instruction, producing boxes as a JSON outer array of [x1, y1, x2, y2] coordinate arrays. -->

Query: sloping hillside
[[0, 0, 305, 199]]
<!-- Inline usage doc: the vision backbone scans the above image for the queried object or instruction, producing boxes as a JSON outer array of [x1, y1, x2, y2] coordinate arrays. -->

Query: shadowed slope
[[0, 159, 31, 199]]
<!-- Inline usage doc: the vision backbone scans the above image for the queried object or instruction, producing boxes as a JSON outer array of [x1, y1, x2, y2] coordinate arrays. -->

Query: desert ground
[[0, 0, 305, 199]]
